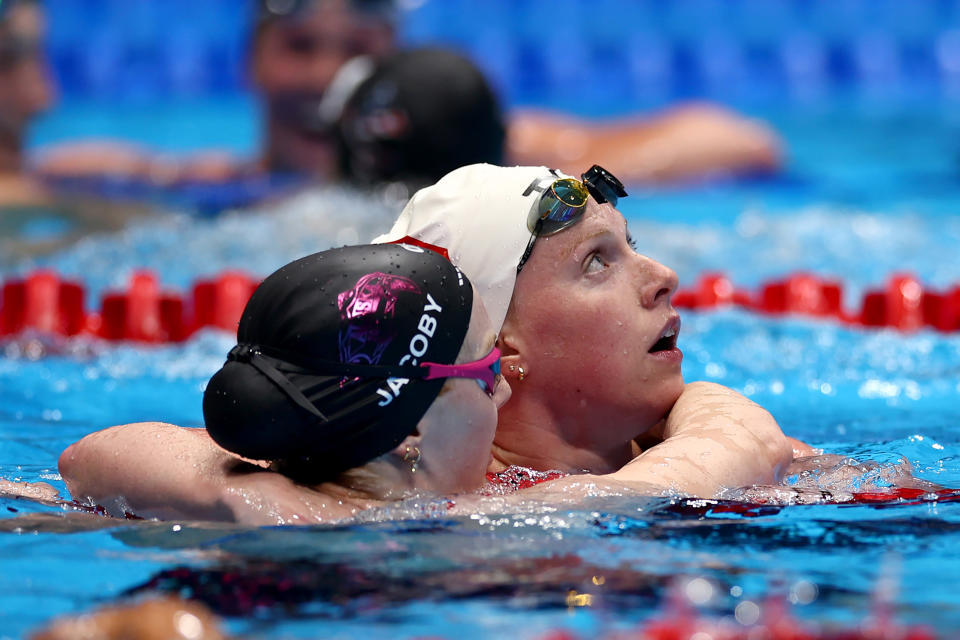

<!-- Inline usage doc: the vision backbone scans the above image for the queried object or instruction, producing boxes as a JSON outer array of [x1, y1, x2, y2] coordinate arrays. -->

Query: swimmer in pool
[[58, 243, 511, 525], [55, 240, 793, 523], [374, 163, 813, 495], [34, 0, 781, 191]]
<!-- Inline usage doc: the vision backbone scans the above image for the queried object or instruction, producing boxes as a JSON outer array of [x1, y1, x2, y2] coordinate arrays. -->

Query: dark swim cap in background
[[203, 243, 473, 481], [336, 47, 506, 191]]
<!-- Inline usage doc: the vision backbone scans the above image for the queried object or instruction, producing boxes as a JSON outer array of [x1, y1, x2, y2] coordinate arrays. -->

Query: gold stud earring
[[403, 445, 421, 473], [518, 366, 526, 381], [509, 365, 517, 372]]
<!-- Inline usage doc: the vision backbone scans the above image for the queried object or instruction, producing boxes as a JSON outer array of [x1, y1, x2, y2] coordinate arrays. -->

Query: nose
[[635, 255, 678, 308]]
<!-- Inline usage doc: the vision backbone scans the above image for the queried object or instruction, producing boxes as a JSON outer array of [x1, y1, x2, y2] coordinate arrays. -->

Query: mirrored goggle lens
[[539, 178, 588, 224]]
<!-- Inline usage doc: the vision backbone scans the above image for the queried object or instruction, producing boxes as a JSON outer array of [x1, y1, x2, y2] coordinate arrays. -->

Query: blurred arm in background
[[508, 103, 780, 184]]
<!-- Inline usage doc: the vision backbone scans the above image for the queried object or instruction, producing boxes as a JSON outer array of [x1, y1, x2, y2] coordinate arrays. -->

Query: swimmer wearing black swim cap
[[204, 243, 505, 487]]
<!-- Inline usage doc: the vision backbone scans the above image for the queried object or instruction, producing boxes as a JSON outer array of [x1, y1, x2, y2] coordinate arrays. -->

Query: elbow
[[57, 439, 103, 504], [57, 442, 82, 492], [58, 432, 108, 500], [769, 433, 794, 481], [755, 411, 794, 482]]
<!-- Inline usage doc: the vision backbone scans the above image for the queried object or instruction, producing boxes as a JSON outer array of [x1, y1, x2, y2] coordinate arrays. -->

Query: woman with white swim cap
[[375, 163, 806, 495]]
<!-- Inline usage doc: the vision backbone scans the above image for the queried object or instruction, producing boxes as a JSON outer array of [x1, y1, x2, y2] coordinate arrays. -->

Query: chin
[[640, 375, 686, 424], [666, 373, 686, 403]]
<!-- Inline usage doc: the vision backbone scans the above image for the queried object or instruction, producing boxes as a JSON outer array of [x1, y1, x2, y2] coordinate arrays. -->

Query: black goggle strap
[[516, 217, 544, 274], [228, 343, 433, 419], [229, 344, 330, 420]]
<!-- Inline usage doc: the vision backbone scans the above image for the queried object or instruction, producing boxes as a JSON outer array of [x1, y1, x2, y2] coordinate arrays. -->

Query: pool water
[[4, 102, 960, 639]]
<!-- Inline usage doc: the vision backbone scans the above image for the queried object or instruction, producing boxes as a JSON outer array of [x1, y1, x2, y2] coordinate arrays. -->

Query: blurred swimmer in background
[[245, 0, 782, 185], [31, 0, 782, 203], [335, 47, 507, 196], [0, 0, 156, 260], [0, 0, 55, 207]]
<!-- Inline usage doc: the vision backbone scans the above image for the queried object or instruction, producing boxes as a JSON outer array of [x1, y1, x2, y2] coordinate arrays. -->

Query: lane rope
[[1, 269, 958, 343]]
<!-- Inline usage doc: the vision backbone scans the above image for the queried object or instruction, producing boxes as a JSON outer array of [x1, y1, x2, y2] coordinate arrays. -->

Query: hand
[[0, 478, 62, 503]]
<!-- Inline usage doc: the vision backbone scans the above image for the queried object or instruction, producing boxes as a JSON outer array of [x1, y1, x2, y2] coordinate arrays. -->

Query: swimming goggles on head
[[516, 164, 627, 273]]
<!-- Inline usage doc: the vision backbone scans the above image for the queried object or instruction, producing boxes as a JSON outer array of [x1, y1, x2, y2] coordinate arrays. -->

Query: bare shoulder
[[59, 422, 241, 521], [57, 422, 361, 525], [59, 422, 230, 475]]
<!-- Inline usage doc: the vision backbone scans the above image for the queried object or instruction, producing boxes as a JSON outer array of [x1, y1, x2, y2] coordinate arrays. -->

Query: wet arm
[[603, 382, 793, 497], [34, 143, 243, 184], [507, 103, 780, 184], [57, 422, 239, 521]]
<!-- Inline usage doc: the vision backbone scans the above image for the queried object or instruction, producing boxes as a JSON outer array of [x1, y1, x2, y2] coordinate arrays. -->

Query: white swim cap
[[372, 163, 572, 331]]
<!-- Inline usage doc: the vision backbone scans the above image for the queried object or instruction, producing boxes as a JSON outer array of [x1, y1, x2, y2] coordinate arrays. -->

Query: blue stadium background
[[32, 0, 960, 152]]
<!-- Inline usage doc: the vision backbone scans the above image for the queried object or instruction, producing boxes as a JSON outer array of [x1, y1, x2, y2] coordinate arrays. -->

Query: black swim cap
[[336, 47, 506, 191], [203, 243, 472, 480]]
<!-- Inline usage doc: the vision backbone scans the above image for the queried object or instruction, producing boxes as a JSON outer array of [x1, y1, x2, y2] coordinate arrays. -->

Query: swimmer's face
[[0, 3, 55, 137], [502, 200, 683, 447], [252, 0, 393, 176], [417, 287, 510, 493]]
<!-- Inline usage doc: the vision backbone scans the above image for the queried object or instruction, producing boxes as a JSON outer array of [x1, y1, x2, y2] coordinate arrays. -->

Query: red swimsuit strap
[[483, 466, 568, 495]]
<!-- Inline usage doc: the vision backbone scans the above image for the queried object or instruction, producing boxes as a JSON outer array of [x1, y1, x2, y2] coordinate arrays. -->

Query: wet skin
[[496, 200, 684, 472], [412, 288, 511, 494]]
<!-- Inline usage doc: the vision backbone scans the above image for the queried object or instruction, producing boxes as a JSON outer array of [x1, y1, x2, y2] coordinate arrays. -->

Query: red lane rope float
[[673, 271, 960, 332], [3, 269, 960, 343], [1, 269, 259, 343]]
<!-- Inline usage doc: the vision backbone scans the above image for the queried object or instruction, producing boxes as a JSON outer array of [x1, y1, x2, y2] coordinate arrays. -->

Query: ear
[[497, 314, 526, 380], [389, 433, 422, 458]]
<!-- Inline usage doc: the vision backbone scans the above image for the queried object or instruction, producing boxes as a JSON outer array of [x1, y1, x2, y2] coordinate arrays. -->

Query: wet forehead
[[551, 200, 628, 249]]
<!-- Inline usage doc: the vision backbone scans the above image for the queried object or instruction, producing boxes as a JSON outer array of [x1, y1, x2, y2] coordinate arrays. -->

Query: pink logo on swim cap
[[337, 271, 422, 365]]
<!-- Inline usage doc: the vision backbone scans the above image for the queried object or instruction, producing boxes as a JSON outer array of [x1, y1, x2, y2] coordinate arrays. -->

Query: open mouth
[[649, 330, 677, 353], [648, 320, 680, 353]]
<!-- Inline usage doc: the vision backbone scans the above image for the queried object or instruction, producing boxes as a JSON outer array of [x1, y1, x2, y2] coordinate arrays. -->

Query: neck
[[492, 401, 635, 474]]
